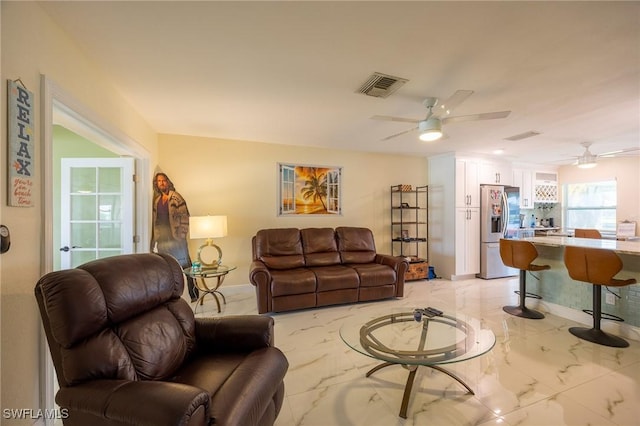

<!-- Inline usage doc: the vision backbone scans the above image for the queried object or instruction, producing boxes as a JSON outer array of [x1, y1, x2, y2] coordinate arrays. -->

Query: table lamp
[[190, 215, 228, 269]]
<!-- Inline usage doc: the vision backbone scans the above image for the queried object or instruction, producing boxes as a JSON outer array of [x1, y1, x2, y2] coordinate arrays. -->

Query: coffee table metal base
[[365, 361, 474, 419]]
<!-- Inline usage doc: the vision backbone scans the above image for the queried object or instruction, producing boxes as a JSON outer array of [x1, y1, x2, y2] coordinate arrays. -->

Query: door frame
[[39, 75, 152, 423]]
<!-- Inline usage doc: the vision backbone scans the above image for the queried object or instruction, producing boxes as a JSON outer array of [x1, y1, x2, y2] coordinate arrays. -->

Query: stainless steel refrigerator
[[479, 185, 520, 279]]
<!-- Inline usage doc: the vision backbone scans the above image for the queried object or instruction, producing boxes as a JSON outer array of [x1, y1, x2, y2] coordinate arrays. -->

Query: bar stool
[[499, 239, 549, 319], [574, 229, 602, 239], [564, 246, 636, 348]]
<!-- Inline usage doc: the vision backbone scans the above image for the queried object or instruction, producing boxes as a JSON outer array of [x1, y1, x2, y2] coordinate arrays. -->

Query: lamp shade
[[190, 215, 228, 239]]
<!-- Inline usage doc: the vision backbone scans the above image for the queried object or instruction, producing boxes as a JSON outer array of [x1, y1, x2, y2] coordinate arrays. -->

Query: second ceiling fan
[[571, 141, 639, 168], [372, 90, 511, 142]]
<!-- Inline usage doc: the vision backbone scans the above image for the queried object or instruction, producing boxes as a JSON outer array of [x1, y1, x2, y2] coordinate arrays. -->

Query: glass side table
[[183, 265, 237, 313]]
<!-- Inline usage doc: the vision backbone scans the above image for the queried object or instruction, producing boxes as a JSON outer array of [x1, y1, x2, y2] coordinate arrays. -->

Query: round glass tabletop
[[340, 308, 495, 367]]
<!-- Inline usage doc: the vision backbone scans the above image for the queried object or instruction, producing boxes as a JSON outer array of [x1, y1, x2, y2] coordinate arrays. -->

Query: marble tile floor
[[195, 277, 640, 426]]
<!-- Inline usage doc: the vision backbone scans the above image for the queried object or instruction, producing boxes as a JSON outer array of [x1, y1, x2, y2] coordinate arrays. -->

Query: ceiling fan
[[573, 142, 639, 168], [371, 90, 511, 142]]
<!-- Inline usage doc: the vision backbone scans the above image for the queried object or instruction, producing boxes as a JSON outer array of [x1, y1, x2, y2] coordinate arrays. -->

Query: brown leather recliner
[[35, 253, 288, 426]]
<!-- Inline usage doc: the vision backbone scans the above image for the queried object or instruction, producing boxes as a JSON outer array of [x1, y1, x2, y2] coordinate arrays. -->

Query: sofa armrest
[[249, 260, 272, 313], [375, 254, 409, 297], [195, 315, 274, 352], [57, 380, 209, 426], [375, 253, 407, 270]]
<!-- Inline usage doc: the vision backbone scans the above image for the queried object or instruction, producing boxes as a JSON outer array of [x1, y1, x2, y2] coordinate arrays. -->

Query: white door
[[60, 157, 135, 269]]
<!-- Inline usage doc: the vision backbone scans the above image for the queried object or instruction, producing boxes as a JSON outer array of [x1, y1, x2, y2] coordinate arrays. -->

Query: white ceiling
[[39, 1, 640, 166]]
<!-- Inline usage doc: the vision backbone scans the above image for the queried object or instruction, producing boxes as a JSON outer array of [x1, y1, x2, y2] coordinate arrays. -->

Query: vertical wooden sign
[[7, 80, 34, 207]]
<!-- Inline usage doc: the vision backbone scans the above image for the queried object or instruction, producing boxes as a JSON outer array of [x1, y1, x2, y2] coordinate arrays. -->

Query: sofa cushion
[[336, 227, 377, 264], [348, 263, 397, 287], [300, 228, 340, 266], [270, 269, 317, 296], [301, 228, 341, 266], [255, 228, 305, 270], [308, 265, 359, 292]]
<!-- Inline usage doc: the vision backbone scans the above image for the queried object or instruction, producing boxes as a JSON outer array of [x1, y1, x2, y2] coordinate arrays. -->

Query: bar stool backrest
[[574, 229, 602, 239], [499, 239, 539, 270], [564, 246, 622, 286]]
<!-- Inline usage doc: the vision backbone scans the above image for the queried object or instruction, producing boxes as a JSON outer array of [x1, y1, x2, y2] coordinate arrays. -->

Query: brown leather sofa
[[35, 253, 288, 426], [250, 227, 409, 314]]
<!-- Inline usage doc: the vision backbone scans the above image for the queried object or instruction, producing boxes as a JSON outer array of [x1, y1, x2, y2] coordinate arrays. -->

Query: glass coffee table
[[340, 308, 496, 418]]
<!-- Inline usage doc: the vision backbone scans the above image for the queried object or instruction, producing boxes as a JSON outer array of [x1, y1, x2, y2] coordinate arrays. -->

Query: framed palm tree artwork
[[278, 163, 342, 215]]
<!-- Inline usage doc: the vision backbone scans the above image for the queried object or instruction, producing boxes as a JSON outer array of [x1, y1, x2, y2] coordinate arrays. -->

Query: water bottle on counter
[[530, 214, 535, 228]]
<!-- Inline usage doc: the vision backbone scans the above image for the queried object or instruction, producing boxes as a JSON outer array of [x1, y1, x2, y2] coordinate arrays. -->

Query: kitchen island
[[518, 236, 640, 335]]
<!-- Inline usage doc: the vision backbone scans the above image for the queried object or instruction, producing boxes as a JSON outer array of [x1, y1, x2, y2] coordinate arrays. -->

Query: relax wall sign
[[7, 79, 34, 207]]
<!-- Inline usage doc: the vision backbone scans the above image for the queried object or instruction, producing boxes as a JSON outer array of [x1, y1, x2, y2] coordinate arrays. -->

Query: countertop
[[519, 227, 560, 231], [523, 235, 640, 256]]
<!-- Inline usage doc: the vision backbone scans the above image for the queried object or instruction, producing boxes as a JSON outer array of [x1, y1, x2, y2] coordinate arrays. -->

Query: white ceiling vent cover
[[504, 131, 541, 141], [356, 72, 408, 98]]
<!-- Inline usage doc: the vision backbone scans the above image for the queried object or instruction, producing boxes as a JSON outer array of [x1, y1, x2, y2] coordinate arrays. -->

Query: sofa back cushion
[[254, 228, 305, 269], [35, 253, 196, 387], [301, 228, 341, 266], [336, 227, 377, 264]]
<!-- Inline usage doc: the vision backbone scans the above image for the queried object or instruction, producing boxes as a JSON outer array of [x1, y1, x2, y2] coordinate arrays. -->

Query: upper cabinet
[[455, 159, 479, 208], [479, 160, 512, 186], [512, 169, 534, 208], [534, 171, 558, 203]]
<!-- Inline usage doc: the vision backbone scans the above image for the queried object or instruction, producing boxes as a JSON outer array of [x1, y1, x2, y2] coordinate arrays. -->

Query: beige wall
[[158, 134, 428, 287], [1, 0, 636, 420], [1, 1, 158, 417], [558, 156, 640, 227]]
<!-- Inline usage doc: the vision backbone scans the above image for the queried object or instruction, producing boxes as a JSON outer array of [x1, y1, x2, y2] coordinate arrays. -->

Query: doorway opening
[[40, 75, 151, 423]]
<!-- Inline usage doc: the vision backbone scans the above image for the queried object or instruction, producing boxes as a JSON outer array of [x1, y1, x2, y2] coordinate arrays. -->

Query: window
[[564, 180, 617, 233], [279, 165, 295, 214], [326, 169, 341, 214]]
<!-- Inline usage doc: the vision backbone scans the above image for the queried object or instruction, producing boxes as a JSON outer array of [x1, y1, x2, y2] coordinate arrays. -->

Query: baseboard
[[543, 300, 640, 343]]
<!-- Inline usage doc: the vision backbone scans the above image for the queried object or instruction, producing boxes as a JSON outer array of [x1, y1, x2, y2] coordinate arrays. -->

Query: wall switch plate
[[605, 292, 616, 305]]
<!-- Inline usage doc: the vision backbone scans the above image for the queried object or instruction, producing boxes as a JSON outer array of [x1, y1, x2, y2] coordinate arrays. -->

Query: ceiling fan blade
[[598, 146, 640, 157], [381, 126, 418, 141], [442, 110, 511, 124], [437, 90, 474, 116], [370, 115, 420, 124]]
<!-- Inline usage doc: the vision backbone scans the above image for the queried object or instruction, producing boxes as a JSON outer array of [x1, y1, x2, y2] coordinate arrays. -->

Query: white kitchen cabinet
[[455, 159, 479, 208], [512, 169, 534, 208], [479, 161, 512, 185], [455, 208, 480, 276], [429, 154, 481, 280]]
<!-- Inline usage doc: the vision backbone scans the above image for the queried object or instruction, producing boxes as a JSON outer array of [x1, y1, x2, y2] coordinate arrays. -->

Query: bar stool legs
[[564, 246, 636, 348], [503, 270, 545, 319], [569, 286, 629, 348], [499, 239, 549, 320]]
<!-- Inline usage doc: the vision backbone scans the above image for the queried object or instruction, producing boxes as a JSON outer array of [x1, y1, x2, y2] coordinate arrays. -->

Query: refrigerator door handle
[[501, 192, 509, 236]]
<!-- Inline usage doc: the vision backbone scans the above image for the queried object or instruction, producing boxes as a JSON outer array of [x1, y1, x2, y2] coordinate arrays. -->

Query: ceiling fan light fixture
[[577, 153, 597, 168], [576, 142, 597, 168], [418, 117, 442, 142]]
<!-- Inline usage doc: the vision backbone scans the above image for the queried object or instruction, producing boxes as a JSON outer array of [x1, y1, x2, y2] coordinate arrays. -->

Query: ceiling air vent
[[356, 72, 408, 98], [504, 131, 541, 141]]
